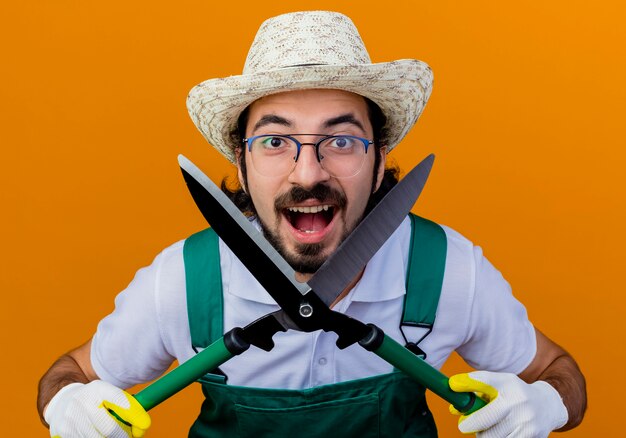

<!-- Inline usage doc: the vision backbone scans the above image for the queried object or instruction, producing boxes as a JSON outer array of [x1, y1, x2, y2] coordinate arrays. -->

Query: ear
[[373, 146, 387, 192], [235, 147, 247, 193]]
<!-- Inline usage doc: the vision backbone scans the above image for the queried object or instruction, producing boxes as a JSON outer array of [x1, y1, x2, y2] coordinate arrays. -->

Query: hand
[[44, 380, 151, 438], [449, 371, 568, 438]]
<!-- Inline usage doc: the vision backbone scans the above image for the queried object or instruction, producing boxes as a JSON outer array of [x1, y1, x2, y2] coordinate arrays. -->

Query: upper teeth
[[287, 205, 331, 214]]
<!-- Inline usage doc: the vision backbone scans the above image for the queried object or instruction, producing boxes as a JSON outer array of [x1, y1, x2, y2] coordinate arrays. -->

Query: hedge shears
[[118, 154, 485, 420]]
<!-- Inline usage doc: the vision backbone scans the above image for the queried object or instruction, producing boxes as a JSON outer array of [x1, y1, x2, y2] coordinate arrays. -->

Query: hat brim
[[187, 59, 433, 164]]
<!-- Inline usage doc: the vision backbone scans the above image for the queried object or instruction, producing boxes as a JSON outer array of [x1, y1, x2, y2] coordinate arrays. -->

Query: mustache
[[274, 184, 347, 212]]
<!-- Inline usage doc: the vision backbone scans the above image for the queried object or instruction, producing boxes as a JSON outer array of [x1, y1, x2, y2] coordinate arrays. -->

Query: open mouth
[[284, 205, 335, 234]]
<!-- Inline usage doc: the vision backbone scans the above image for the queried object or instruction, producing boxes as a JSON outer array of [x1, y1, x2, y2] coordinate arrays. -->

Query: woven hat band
[[243, 11, 372, 74]]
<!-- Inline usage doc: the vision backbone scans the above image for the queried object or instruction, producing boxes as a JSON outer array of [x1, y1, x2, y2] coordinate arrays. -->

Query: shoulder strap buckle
[[404, 342, 427, 359]]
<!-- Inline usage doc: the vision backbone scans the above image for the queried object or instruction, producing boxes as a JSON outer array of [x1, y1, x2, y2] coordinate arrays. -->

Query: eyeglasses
[[243, 134, 374, 178]]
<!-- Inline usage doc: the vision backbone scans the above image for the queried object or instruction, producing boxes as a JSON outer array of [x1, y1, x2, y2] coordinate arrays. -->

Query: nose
[[287, 144, 330, 189]]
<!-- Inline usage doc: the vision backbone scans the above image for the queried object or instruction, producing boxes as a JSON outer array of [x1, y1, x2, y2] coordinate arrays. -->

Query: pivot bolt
[[299, 302, 313, 318]]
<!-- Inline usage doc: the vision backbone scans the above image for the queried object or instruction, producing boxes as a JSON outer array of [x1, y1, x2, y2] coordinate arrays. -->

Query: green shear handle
[[108, 337, 235, 426], [135, 336, 235, 411], [370, 333, 487, 414]]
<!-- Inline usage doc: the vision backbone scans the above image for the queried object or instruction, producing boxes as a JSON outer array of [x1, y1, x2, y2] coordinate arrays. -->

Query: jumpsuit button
[[318, 357, 327, 365]]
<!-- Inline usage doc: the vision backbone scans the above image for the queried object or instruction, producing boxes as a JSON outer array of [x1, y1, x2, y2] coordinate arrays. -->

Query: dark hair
[[221, 96, 400, 215]]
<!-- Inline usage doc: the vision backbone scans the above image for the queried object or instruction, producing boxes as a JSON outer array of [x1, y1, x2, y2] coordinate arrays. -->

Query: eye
[[335, 137, 347, 148], [260, 136, 287, 149], [327, 136, 355, 149]]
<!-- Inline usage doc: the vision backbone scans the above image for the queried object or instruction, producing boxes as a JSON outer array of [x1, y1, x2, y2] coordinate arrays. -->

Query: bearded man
[[38, 11, 586, 437]]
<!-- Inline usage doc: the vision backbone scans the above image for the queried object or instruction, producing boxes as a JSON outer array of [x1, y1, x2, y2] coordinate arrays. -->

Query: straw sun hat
[[187, 11, 433, 164]]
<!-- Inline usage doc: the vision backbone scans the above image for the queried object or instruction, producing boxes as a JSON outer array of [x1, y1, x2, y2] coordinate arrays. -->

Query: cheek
[[344, 177, 374, 220], [246, 174, 281, 219], [353, 185, 373, 213]]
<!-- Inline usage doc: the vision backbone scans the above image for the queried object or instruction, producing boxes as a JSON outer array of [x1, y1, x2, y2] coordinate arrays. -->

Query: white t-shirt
[[91, 217, 536, 390]]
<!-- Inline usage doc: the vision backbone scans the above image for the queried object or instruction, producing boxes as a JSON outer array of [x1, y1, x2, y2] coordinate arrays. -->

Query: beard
[[260, 230, 329, 274], [255, 183, 356, 274]]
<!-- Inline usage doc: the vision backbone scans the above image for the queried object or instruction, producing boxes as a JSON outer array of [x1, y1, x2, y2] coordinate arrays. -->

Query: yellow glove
[[44, 381, 151, 438], [449, 371, 567, 437]]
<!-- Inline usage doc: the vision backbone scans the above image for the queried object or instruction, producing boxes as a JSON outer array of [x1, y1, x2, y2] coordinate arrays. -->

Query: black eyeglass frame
[[242, 134, 374, 164]]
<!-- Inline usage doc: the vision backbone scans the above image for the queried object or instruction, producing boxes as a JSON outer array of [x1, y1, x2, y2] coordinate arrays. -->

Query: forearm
[[37, 354, 90, 426], [518, 329, 587, 431], [37, 340, 96, 426], [538, 353, 587, 431]]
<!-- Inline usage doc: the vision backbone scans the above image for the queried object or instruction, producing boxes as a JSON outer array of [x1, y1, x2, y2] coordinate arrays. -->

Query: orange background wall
[[2, 1, 624, 435]]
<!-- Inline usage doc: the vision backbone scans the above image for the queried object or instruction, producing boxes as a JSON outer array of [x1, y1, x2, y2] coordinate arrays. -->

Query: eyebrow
[[252, 114, 292, 133], [251, 112, 366, 134], [323, 114, 366, 133]]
